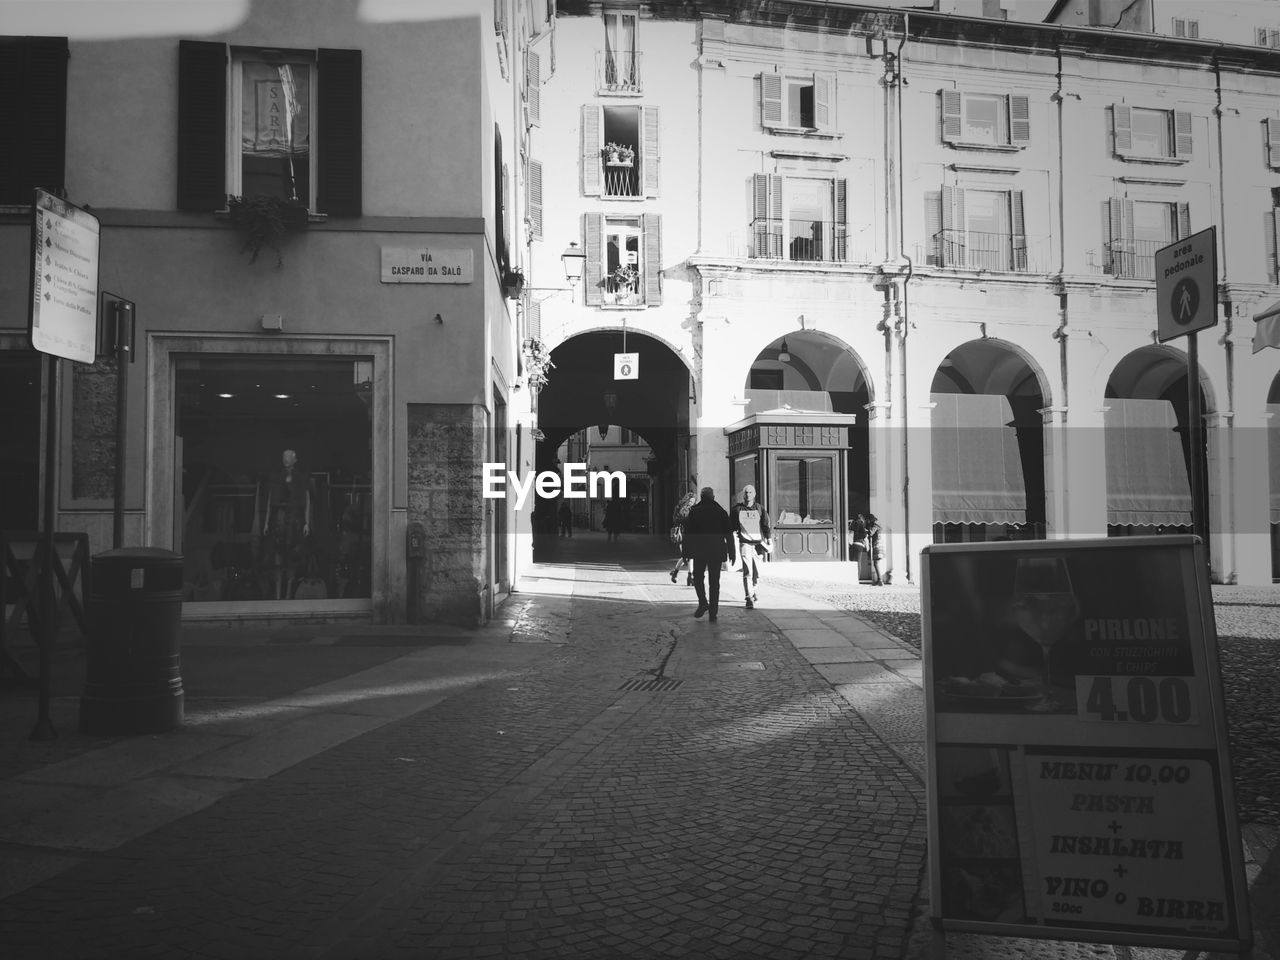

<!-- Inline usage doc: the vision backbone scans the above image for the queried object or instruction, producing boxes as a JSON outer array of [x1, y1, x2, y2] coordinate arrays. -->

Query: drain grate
[[618, 677, 684, 692]]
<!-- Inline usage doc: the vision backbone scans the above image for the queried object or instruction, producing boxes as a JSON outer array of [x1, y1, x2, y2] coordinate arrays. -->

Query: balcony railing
[[596, 50, 643, 94], [928, 229, 1028, 272], [749, 219, 849, 263], [603, 158, 639, 197], [1102, 238, 1166, 280]]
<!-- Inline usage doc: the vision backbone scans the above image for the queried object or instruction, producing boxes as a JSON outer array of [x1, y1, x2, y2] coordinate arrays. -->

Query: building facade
[[1, 0, 547, 624], [525, 1, 1280, 584]]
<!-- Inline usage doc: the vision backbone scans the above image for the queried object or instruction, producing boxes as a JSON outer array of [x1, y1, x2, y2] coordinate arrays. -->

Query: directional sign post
[[1154, 227, 1216, 559]]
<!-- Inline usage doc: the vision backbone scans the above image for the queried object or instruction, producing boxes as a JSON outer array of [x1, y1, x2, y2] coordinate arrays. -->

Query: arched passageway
[[1104, 346, 1209, 540], [930, 339, 1047, 543], [533, 330, 691, 553]]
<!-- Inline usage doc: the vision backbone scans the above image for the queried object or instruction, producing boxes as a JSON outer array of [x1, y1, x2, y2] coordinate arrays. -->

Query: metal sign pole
[[30, 353, 59, 741], [1187, 331, 1207, 550], [110, 299, 135, 549]]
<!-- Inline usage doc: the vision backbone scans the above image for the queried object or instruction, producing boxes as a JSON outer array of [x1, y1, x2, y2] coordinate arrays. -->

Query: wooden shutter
[[941, 89, 962, 142], [1267, 117, 1280, 169], [527, 159, 543, 240], [581, 104, 601, 196], [643, 212, 663, 306], [751, 173, 782, 258], [834, 178, 847, 261], [176, 39, 227, 212], [941, 185, 965, 266], [317, 48, 362, 217], [1011, 190, 1027, 271], [814, 74, 831, 130], [584, 213, 603, 305], [1107, 197, 1134, 275], [527, 50, 540, 126], [1113, 104, 1132, 155], [527, 299, 542, 340], [924, 190, 942, 266], [1009, 95, 1030, 145], [1173, 109, 1193, 158], [642, 106, 660, 197], [0, 37, 69, 205], [1176, 202, 1191, 239], [761, 73, 783, 128], [1271, 209, 1280, 284]]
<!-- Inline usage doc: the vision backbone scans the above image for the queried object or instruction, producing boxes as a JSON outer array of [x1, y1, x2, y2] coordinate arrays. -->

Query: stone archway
[[930, 338, 1050, 543]]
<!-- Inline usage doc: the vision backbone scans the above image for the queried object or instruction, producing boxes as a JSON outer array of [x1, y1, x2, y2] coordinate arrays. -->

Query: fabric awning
[[930, 392, 1027, 525], [1270, 404, 1280, 523], [1104, 398, 1192, 527]]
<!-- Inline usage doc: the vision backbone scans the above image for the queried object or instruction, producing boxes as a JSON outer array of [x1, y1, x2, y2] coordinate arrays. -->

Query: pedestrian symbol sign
[[614, 352, 638, 380], [1155, 227, 1216, 342]]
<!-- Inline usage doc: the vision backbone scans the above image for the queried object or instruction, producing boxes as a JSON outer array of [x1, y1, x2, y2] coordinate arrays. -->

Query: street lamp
[[778, 338, 791, 363], [522, 241, 588, 300]]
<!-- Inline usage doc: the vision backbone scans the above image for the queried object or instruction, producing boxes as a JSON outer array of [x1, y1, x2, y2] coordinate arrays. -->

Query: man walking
[[681, 486, 736, 623], [731, 484, 772, 610]]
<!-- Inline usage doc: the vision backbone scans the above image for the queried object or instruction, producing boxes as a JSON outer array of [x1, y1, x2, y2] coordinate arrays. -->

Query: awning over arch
[[1269, 404, 1280, 523], [930, 392, 1027, 525], [1104, 398, 1192, 527]]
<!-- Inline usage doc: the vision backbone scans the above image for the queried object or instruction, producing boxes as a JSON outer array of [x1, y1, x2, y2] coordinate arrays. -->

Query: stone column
[[1039, 405, 1068, 539]]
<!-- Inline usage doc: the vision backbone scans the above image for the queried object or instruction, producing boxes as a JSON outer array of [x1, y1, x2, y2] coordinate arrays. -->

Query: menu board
[[921, 536, 1251, 952], [29, 189, 100, 364]]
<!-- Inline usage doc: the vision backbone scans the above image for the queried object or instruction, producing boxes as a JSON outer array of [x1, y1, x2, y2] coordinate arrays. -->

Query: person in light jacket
[[730, 484, 773, 610]]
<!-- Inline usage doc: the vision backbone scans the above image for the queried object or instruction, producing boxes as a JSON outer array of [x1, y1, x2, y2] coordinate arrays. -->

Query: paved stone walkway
[[0, 537, 1272, 959]]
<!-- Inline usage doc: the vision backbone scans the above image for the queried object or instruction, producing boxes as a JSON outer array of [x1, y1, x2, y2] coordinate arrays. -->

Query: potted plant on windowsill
[[523, 337, 555, 392], [226, 194, 310, 267], [602, 142, 635, 167], [607, 263, 640, 304], [503, 267, 525, 300]]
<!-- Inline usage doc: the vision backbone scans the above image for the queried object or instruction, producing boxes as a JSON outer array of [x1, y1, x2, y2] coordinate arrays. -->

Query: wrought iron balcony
[[748, 219, 850, 263], [596, 50, 643, 94], [1102, 238, 1166, 280], [926, 229, 1029, 272]]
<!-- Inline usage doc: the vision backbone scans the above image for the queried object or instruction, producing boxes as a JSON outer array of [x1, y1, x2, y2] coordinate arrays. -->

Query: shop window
[[177, 40, 361, 215], [750, 174, 848, 262], [940, 90, 1030, 149], [0, 36, 68, 205], [1112, 105, 1193, 161], [761, 71, 832, 132], [583, 212, 662, 306], [774, 457, 834, 525], [174, 356, 373, 602]]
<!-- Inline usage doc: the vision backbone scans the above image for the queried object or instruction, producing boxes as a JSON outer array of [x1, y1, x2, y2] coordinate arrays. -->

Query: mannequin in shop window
[[260, 448, 314, 600]]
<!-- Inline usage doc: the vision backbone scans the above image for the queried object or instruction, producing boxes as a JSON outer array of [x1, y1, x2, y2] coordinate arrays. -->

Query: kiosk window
[[775, 457, 833, 524]]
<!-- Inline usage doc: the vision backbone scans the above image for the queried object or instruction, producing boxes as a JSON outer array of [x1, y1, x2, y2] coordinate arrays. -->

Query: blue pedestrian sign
[[1155, 228, 1216, 342]]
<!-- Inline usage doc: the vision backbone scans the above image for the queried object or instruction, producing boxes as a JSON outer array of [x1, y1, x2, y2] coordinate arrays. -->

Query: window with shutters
[[526, 159, 543, 241], [580, 104, 659, 199], [178, 41, 361, 215], [923, 186, 1027, 271], [526, 50, 541, 126], [0, 36, 68, 206], [750, 174, 849, 263], [598, 10, 641, 94], [582, 212, 662, 307], [1112, 105, 1192, 162], [1257, 27, 1280, 48], [1171, 18, 1199, 38], [1266, 117, 1280, 171], [1102, 197, 1190, 280], [760, 72, 833, 133], [939, 90, 1030, 149]]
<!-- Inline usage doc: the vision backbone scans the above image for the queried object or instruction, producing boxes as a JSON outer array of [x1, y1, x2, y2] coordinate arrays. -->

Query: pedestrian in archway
[[558, 500, 573, 538], [603, 496, 623, 542], [682, 487, 736, 623], [866, 513, 885, 586], [731, 484, 773, 609], [668, 488, 697, 585]]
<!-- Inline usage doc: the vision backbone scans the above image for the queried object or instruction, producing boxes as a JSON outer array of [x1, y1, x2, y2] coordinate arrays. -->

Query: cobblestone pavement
[[0, 535, 1273, 959]]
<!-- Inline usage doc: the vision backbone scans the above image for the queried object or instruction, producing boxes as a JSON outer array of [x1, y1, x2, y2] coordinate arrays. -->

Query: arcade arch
[[533, 330, 692, 547], [1103, 345, 1211, 540], [929, 338, 1049, 543]]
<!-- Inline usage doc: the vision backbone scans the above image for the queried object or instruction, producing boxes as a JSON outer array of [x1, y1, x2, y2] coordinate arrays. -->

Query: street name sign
[[614, 352, 638, 380], [29, 189, 100, 363], [1155, 227, 1216, 343], [921, 537, 1251, 954]]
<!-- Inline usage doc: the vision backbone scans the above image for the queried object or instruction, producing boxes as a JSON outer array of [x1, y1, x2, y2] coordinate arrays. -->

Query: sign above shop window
[[380, 247, 473, 284]]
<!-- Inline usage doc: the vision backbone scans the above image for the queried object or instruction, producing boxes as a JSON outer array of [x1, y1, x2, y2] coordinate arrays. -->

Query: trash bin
[[79, 547, 185, 735]]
